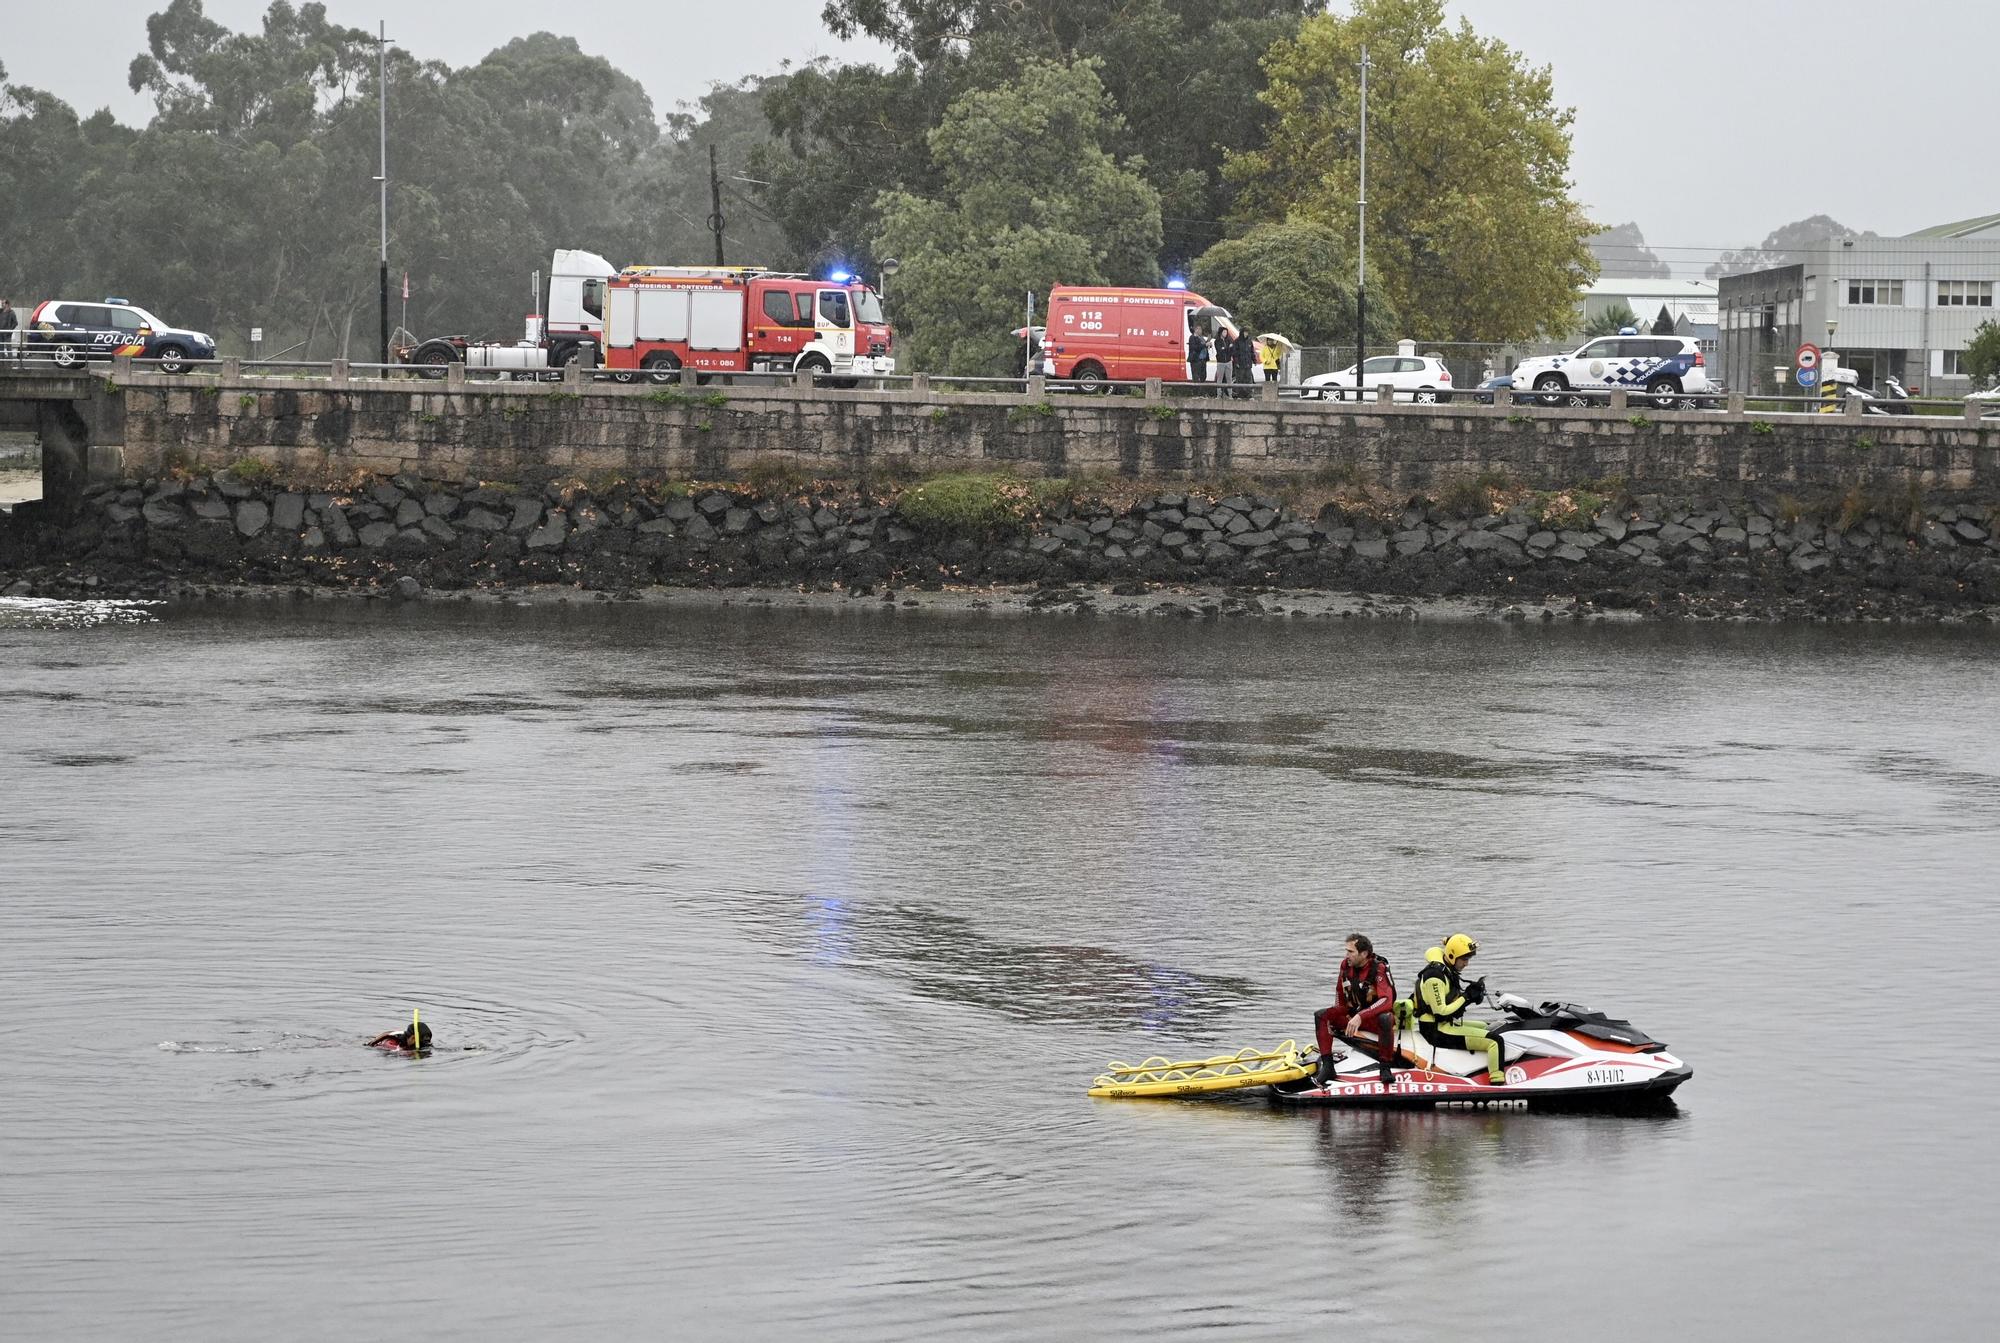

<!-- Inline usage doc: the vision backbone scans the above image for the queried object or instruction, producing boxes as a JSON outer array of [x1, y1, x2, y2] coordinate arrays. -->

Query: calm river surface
[[3, 596, 1997, 1340]]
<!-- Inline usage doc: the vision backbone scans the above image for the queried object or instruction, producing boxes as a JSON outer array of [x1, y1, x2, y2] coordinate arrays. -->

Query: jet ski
[[1272, 993, 1691, 1111]]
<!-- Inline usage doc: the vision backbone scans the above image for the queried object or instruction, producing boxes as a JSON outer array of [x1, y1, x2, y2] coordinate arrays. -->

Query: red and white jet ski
[[1273, 993, 1691, 1111]]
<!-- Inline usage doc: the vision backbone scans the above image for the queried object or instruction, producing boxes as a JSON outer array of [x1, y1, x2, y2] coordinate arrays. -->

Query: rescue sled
[[1273, 994, 1691, 1112], [1088, 1041, 1313, 1098]]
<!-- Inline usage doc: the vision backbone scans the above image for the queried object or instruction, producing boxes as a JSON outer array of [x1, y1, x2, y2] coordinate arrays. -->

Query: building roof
[[1905, 211, 2000, 239], [1583, 278, 1718, 299]]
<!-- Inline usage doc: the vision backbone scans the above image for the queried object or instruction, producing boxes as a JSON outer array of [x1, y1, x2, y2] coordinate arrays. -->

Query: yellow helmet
[[1443, 933, 1479, 960], [1424, 945, 1445, 963]]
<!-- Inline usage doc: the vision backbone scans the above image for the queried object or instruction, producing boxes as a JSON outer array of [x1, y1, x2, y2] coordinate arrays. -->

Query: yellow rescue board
[[1088, 1041, 1312, 1098]]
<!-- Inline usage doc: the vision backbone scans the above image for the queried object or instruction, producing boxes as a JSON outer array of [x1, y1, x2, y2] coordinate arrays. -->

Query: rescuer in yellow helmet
[[1413, 934, 1504, 1085]]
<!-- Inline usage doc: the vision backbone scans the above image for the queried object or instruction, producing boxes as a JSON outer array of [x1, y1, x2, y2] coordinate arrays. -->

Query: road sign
[[250, 327, 264, 343], [1796, 343, 1820, 371], [1795, 367, 1819, 388]]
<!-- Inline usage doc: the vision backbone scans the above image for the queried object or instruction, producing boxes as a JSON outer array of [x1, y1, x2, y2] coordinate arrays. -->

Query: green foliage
[[1531, 489, 1605, 529], [1751, 419, 1775, 435], [894, 472, 1025, 536], [643, 388, 729, 408], [1625, 413, 1652, 430], [225, 456, 274, 482], [237, 393, 257, 410], [927, 406, 952, 423], [874, 59, 1162, 375], [5, 21, 664, 358], [1007, 400, 1058, 424], [1965, 319, 2000, 388], [1505, 412, 1533, 425], [1230, 0, 1597, 341], [1582, 303, 1641, 340], [542, 390, 582, 404], [771, 2, 1310, 272], [1145, 403, 1179, 421], [1187, 220, 1396, 346]]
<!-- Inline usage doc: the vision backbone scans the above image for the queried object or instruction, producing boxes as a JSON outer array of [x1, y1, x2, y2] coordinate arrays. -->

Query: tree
[[1965, 319, 2000, 389], [1187, 220, 1396, 347], [769, 2, 1313, 272], [1228, 0, 1597, 342], [873, 59, 1161, 374], [1588, 222, 1669, 280], [1706, 215, 1877, 280], [626, 77, 794, 267], [1580, 302, 1638, 340]]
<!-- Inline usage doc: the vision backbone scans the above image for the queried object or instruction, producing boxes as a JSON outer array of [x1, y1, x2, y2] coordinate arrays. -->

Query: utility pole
[[1355, 44, 1369, 399], [375, 21, 391, 368], [708, 145, 726, 266]]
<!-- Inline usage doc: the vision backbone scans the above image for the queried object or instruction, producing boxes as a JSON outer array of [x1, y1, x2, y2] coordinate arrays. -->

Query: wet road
[[3, 597, 1996, 1338]]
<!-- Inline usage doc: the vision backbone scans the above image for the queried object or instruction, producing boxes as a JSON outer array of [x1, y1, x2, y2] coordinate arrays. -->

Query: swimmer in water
[[366, 1022, 433, 1052]]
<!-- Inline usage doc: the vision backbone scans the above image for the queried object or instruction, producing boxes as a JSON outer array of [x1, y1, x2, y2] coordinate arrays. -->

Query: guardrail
[[5, 348, 1997, 423]]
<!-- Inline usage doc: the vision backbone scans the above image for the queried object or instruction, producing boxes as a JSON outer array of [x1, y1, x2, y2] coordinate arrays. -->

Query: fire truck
[[602, 266, 894, 383]]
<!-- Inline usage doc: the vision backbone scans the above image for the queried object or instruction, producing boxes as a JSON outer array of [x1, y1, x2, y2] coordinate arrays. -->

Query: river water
[[4, 595, 1997, 1340]]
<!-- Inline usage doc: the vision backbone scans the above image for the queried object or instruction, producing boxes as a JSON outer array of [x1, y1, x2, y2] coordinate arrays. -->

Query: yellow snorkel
[[411, 1007, 421, 1052]]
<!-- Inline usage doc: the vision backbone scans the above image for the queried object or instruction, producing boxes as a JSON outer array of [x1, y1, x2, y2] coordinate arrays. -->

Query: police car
[[1512, 330, 1709, 404], [24, 298, 216, 373]]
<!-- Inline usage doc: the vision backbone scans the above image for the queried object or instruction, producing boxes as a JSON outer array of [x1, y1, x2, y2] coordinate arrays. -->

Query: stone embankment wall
[[8, 465, 1998, 619], [108, 375, 2000, 495]]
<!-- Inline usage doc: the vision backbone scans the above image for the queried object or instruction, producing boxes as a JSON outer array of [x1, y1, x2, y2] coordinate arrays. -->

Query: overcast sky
[[6, 0, 1995, 271]]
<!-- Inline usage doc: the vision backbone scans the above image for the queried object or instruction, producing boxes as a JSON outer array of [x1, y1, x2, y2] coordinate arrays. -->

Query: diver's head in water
[[369, 1022, 434, 1051]]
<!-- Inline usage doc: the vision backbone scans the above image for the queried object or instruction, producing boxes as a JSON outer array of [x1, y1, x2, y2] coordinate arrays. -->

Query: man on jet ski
[[1414, 934, 1505, 1086], [1314, 933, 1397, 1086]]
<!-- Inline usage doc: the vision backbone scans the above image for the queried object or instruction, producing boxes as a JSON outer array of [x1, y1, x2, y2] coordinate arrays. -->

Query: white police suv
[[1512, 331, 1709, 403], [25, 298, 217, 373]]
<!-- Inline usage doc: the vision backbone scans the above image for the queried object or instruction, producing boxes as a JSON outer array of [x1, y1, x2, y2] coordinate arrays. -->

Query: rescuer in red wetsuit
[[1314, 934, 1397, 1085]]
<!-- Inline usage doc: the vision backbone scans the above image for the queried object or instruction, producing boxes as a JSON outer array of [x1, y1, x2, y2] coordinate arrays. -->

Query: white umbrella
[[1257, 332, 1296, 351]]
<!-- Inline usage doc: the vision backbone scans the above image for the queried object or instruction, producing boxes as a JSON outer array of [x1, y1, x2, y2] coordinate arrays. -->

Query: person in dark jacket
[[1229, 324, 1256, 397], [0, 300, 17, 362], [1187, 324, 1208, 382]]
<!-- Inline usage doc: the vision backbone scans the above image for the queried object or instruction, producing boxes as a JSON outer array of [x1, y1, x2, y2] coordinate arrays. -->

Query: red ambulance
[[1038, 285, 1229, 390]]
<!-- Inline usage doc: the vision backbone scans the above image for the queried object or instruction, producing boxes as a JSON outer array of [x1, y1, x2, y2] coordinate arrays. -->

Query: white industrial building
[[1716, 213, 2000, 395], [1580, 278, 1719, 346]]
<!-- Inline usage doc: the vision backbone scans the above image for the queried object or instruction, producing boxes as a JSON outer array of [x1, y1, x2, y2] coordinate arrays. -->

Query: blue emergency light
[[828, 270, 852, 283], [1165, 278, 1188, 290]]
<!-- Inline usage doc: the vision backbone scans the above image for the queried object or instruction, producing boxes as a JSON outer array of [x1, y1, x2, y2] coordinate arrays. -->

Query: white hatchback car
[[1301, 353, 1454, 402], [1512, 334, 1710, 402]]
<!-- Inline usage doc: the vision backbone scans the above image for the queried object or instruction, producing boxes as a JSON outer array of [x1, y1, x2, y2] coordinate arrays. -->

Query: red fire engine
[[603, 266, 894, 382]]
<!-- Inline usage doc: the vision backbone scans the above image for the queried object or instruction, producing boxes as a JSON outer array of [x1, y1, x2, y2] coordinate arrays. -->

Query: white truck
[[399, 249, 616, 377]]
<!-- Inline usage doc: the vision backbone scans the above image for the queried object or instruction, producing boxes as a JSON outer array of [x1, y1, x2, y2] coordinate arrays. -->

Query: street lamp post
[[375, 22, 391, 369], [1355, 45, 1369, 399]]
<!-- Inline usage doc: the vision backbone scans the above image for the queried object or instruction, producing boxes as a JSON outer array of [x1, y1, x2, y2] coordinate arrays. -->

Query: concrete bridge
[[4, 358, 1996, 510], [0, 368, 124, 514]]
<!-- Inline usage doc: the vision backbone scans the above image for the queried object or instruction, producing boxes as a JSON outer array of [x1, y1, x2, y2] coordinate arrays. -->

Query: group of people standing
[[1312, 932, 1505, 1087], [1186, 321, 1278, 396]]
